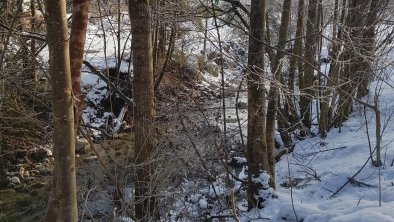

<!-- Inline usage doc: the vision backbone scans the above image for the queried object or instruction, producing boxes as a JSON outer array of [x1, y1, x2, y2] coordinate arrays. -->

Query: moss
[[0, 179, 48, 222]]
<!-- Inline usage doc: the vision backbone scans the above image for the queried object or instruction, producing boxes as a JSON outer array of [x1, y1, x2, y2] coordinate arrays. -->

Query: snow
[[236, 60, 394, 222], [178, 17, 394, 221], [45, 5, 394, 221]]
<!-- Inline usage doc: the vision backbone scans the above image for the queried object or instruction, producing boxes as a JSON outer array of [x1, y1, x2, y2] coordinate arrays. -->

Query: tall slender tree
[[287, 0, 304, 128], [44, 0, 78, 220], [246, 0, 270, 209], [29, 0, 37, 81], [319, 0, 340, 137], [266, 0, 292, 189], [300, 0, 318, 132], [70, 0, 90, 136], [129, 0, 157, 219], [357, 0, 387, 98]]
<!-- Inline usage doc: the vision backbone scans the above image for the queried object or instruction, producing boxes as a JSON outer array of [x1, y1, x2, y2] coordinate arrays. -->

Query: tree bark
[[247, 0, 270, 210], [30, 0, 37, 81], [129, 0, 157, 220], [319, 0, 340, 137], [287, 0, 304, 128], [70, 0, 90, 137], [357, 0, 386, 98], [43, 0, 78, 220], [266, 0, 292, 189], [337, 0, 371, 125], [300, 0, 318, 132]]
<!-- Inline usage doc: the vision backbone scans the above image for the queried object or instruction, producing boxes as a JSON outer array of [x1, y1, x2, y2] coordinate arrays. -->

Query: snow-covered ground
[[251, 90, 394, 221], [75, 8, 394, 222]]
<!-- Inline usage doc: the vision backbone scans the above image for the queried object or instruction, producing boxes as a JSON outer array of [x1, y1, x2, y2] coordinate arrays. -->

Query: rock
[[36, 165, 52, 175], [25, 177, 35, 181], [39, 168, 52, 176], [43, 158, 51, 164], [10, 176, 21, 184], [199, 198, 208, 209], [7, 172, 17, 176], [28, 147, 53, 162], [76, 138, 90, 153], [236, 102, 247, 109], [5, 176, 11, 184], [31, 170, 40, 175]]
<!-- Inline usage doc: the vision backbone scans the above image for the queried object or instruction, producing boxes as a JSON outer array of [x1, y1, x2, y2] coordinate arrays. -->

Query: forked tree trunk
[[247, 0, 270, 210], [357, 0, 385, 98], [328, 0, 348, 128], [70, 0, 90, 137], [129, 0, 157, 219], [266, 0, 292, 189], [319, 0, 340, 137], [337, 0, 371, 125], [43, 0, 78, 220]]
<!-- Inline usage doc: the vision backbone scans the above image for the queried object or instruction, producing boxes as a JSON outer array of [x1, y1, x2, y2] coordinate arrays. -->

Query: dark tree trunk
[[300, 0, 318, 133], [129, 0, 157, 219], [247, 0, 270, 210]]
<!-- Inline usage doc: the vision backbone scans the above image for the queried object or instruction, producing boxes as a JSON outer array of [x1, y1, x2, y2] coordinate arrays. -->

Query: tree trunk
[[337, 0, 371, 125], [43, 0, 78, 220], [247, 0, 270, 210], [327, 0, 347, 128], [319, 0, 340, 137], [357, 0, 385, 98], [129, 0, 157, 219], [287, 0, 304, 128], [70, 0, 89, 137], [30, 0, 37, 81], [300, 0, 318, 132], [266, 0, 292, 189]]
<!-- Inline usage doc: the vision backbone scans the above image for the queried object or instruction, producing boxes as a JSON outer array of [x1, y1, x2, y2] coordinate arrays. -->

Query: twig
[[379, 163, 382, 207], [81, 124, 113, 138], [302, 146, 347, 157], [330, 154, 373, 198], [211, 0, 227, 142], [230, 189, 240, 222], [287, 154, 299, 222], [79, 126, 125, 204], [154, 27, 175, 91], [348, 177, 376, 188], [0, 0, 23, 69], [275, 145, 295, 162], [80, 187, 96, 222], [235, 77, 245, 149], [363, 106, 374, 162], [179, 118, 211, 180]]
